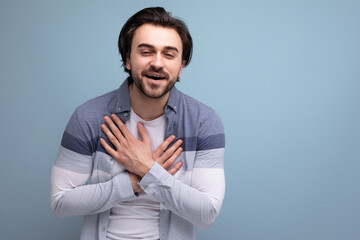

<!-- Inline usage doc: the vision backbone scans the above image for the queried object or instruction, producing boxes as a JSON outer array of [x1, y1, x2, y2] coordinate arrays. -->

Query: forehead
[[132, 24, 183, 52]]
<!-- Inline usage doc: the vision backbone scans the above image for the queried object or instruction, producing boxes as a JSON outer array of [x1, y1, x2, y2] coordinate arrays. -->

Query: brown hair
[[118, 7, 193, 74]]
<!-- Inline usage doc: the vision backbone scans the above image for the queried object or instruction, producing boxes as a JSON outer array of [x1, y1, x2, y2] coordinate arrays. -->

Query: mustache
[[142, 67, 169, 78]]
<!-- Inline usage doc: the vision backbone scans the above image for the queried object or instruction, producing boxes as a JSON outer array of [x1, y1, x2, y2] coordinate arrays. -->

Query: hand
[[129, 135, 183, 194], [100, 114, 184, 177], [100, 114, 154, 177], [152, 135, 183, 174]]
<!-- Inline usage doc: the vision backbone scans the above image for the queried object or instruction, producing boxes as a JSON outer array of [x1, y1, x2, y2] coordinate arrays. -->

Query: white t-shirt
[[107, 109, 167, 240]]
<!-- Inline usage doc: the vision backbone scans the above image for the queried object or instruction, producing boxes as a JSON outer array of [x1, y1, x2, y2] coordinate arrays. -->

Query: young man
[[50, 7, 225, 240]]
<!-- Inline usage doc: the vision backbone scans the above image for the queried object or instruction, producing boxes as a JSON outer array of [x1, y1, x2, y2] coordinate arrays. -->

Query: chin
[[143, 90, 167, 99]]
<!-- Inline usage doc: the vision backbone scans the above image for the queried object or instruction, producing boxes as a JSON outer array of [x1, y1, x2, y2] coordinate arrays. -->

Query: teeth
[[146, 74, 164, 80]]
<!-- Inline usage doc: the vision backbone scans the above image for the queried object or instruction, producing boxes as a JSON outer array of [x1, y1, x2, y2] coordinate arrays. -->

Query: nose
[[150, 53, 164, 70]]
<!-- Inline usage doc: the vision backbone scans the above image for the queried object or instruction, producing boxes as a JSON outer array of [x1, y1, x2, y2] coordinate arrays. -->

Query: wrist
[[138, 159, 155, 178]]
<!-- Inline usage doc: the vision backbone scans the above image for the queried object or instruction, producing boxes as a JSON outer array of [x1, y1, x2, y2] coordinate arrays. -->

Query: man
[[50, 7, 225, 240]]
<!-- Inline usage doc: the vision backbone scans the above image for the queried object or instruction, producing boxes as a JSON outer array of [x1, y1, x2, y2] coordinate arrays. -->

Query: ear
[[125, 55, 131, 71], [177, 60, 186, 77]]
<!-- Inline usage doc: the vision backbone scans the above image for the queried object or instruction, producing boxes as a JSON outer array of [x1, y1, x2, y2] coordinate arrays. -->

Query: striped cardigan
[[50, 79, 225, 240]]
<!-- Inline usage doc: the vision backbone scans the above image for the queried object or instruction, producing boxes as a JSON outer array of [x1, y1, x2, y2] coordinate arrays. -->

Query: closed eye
[[141, 51, 152, 56], [164, 53, 175, 59]]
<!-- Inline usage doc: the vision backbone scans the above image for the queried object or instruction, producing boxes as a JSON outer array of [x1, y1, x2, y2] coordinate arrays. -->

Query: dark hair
[[118, 7, 193, 74]]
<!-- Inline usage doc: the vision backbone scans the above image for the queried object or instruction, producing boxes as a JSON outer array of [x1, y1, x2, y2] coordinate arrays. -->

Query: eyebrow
[[137, 43, 179, 53]]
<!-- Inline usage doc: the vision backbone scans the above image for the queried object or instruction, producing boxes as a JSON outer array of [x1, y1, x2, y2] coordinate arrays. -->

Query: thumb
[[137, 122, 151, 145]]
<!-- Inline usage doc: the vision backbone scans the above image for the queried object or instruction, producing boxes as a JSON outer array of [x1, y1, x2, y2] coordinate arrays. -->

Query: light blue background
[[1, 0, 359, 239]]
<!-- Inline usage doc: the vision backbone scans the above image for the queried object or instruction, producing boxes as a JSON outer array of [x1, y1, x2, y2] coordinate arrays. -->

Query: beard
[[130, 67, 178, 99]]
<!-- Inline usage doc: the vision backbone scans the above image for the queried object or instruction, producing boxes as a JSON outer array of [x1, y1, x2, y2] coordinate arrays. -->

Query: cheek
[[132, 58, 149, 70], [167, 61, 184, 73]]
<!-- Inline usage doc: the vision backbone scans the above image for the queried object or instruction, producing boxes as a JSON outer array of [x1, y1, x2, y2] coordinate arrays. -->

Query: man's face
[[126, 24, 185, 99]]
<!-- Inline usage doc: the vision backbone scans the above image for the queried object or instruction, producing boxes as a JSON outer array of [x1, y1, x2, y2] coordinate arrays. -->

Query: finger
[[153, 135, 176, 159], [101, 123, 122, 149], [111, 114, 133, 140], [103, 116, 126, 143], [100, 137, 118, 157], [158, 139, 183, 164], [137, 122, 151, 145], [168, 161, 183, 175], [162, 147, 183, 170]]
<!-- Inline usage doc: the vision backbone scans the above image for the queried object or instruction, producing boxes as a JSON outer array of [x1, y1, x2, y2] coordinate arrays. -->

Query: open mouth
[[145, 74, 166, 80]]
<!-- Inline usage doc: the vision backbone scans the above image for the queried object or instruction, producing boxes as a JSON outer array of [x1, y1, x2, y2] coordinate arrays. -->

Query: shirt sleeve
[[139, 112, 225, 229], [50, 109, 137, 217]]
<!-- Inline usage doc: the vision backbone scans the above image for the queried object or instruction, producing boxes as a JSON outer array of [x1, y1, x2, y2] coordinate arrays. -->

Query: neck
[[129, 83, 169, 121]]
